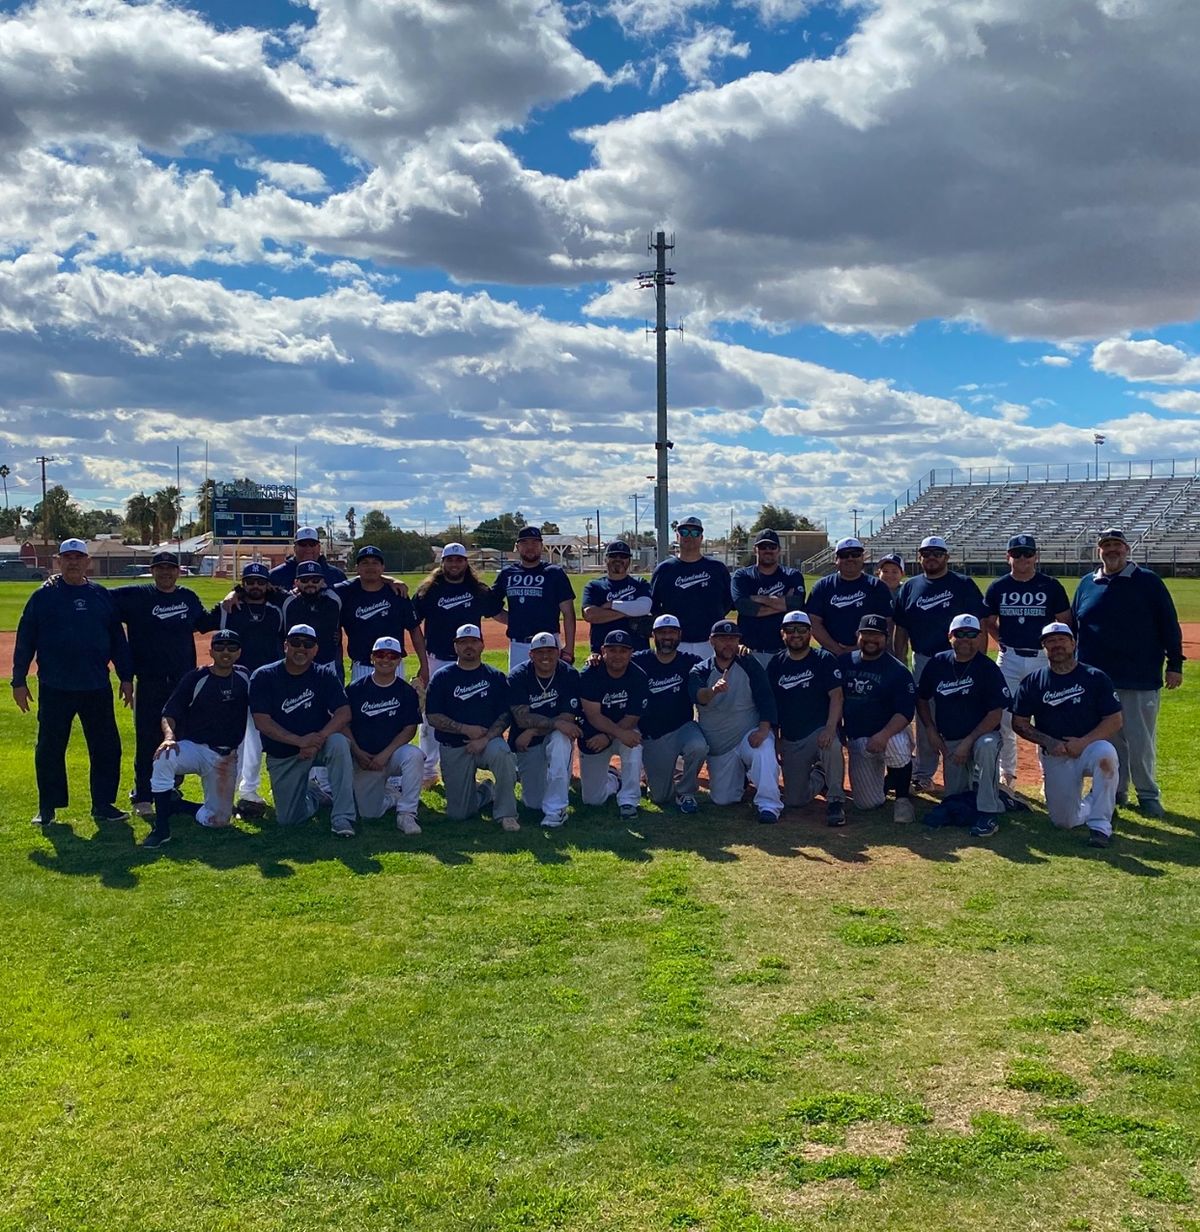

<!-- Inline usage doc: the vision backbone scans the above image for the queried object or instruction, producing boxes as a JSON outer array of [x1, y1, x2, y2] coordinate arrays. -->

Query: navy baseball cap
[[878, 552, 904, 568], [210, 628, 242, 647], [605, 540, 632, 556], [603, 630, 634, 647], [710, 619, 739, 637], [516, 526, 543, 541], [1097, 528, 1129, 544], [677, 516, 703, 531], [754, 529, 780, 547], [295, 561, 323, 578], [151, 550, 179, 566], [1008, 534, 1037, 552], [356, 545, 384, 561], [242, 562, 269, 579], [857, 614, 888, 634]]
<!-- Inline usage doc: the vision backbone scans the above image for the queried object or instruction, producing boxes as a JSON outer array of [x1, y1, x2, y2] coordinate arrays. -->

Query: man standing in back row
[[806, 538, 894, 657], [491, 526, 577, 671], [732, 529, 806, 667], [1071, 529, 1183, 818], [650, 517, 733, 658]]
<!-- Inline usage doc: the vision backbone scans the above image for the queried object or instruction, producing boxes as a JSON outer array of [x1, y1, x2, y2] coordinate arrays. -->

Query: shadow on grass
[[23, 786, 1199, 888]]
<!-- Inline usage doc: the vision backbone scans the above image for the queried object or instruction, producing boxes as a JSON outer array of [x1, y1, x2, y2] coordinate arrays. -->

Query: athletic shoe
[[1138, 798, 1165, 818], [619, 803, 640, 821], [131, 800, 154, 817], [893, 797, 916, 825], [606, 769, 621, 800], [330, 817, 355, 838], [757, 808, 779, 825], [309, 778, 334, 808], [1087, 827, 1111, 848], [911, 776, 933, 793], [476, 781, 495, 813], [32, 810, 55, 826], [235, 797, 267, 819], [676, 795, 699, 815], [970, 814, 1000, 838], [826, 801, 846, 827], [396, 812, 422, 835], [91, 805, 130, 823], [540, 809, 568, 829], [140, 829, 171, 849], [498, 816, 521, 832]]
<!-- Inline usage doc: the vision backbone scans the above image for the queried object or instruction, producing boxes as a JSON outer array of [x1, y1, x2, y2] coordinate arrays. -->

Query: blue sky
[[2, 0, 1200, 540]]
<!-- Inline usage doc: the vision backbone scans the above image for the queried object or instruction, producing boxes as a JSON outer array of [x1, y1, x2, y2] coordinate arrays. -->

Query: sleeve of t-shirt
[[425, 671, 450, 715], [627, 668, 649, 717], [554, 569, 575, 606], [983, 579, 1002, 618], [1092, 672, 1123, 717], [1047, 577, 1071, 617], [507, 667, 531, 708], [400, 684, 422, 727], [717, 563, 733, 615], [965, 577, 988, 618], [983, 661, 1012, 712], [787, 569, 807, 607], [490, 569, 508, 604], [581, 580, 604, 610], [729, 567, 753, 606], [892, 588, 910, 630], [687, 660, 710, 703], [398, 596, 418, 631], [317, 665, 349, 712], [492, 670, 511, 717], [248, 669, 273, 715], [891, 667, 917, 720], [1011, 677, 1036, 718], [162, 670, 199, 724], [805, 578, 828, 621]]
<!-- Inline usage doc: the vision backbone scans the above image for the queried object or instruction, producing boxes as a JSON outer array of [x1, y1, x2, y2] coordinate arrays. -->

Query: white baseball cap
[[529, 632, 559, 650], [58, 538, 88, 555], [295, 527, 319, 543], [652, 614, 681, 630], [441, 543, 468, 559], [1041, 621, 1075, 640], [949, 614, 981, 634], [372, 636, 404, 654], [919, 535, 949, 552], [835, 537, 863, 553], [455, 623, 483, 640], [286, 624, 318, 639], [781, 610, 811, 627]]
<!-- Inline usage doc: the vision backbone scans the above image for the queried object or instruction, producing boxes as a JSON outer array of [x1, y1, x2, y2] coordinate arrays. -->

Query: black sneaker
[[32, 809, 55, 826], [141, 829, 171, 850], [1087, 828, 1111, 849], [91, 804, 130, 823], [235, 798, 267, 819], [826, 801, 846, 827]]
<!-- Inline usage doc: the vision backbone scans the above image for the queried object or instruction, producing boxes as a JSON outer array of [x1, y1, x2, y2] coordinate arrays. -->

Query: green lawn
[[1, 580, 1198, 1230]]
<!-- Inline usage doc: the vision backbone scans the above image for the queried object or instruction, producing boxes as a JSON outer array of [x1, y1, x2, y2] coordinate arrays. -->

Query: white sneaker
[[540, 808, 568, 829], [893, 797, 916, 825], [396, 812, 422, 835], [309, 774, 333, 807], [498, 816, 521, 832]]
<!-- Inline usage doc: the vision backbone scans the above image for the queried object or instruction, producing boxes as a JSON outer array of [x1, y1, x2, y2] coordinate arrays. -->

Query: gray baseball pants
[[912, 653, 941, 780], [266, 732, 356, 829], [1038, 739, 1119, 837], [440, 737, 518, 821], [942, 732, 1003, 814], [1113, 689, 1161, 806], [641, 722, 707, 805], [780, 729, 846, 807]]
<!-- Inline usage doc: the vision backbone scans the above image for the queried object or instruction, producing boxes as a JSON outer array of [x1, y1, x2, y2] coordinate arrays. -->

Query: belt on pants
[[1001, 646, 1041, 658], [207, 745, 237, 757]]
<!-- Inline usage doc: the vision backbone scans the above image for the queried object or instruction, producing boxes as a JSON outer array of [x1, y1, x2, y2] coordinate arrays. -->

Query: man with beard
[[491, 525, 577, 671], [632, 615, 706, 815], [578, 630, 650, 820], [336, 545, 429, 685], [650, 517, 734, 658], [1071, 529, 1183, 818], [892, 536, 987, 789], [690, 620, 782, 823], [346, 636, 425, 835], [915, 614, 1011, 838], [806, 538, 894, 657], [840, 614, 917, 822], [732, 529, 807, 667], [281, 561, 344, 677], [1012, 623, 1123, 848], [582, 540, 653, 653], [268, 526, 347, 590], [413, 543, 500, 782], [768, 611, 845, 825], [425, 624, 520, 831], [508, 631, 583, 829]]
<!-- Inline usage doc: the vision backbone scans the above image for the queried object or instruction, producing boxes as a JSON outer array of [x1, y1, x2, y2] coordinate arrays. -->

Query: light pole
[[0, 465, 9, 511], [629, 492, 648, 544], [1093, 433, 1106, 480], [851, 507, 860, 537]]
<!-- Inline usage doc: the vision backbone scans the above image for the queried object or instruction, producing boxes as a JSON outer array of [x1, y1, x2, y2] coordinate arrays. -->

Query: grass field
[[1, 576, 1198, 1230]]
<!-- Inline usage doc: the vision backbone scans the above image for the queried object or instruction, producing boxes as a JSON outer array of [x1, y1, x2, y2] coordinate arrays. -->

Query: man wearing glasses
[[249, 623, 357, 837], [806, 537, 894, 657], [983, 535, 1070, 790], [915, 614, 1011, 838], [650, 516, 733, 659], [732, 529, 807, 668], [582, 540, 653, 653], [268, 526, 348, 590], [491, 526, 577, 671], [281, 560, 345, 677], [892, 536, 987, 789]]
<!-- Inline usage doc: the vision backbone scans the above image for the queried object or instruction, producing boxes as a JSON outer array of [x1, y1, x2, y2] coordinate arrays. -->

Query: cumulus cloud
[[1091, 336, 1200, 383], [1039, 355, 1071, 367], [674, 24, 750, 85], [249, 160, 329, 195]]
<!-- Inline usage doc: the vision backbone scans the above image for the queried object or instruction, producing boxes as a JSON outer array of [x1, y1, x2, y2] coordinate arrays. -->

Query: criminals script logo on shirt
[[437, 592, 475, 611], [358, 697, 402, 718], [1042, 685, 1086, 707], [935, 677, 975, 697], [152, 602, 191, 621], [914, 590, 953, 611], [601, 689, 630, 708], [673, 573, 710, 590], [354, 599, 392, 622], [280, 688, 316, 714], [453, 680, 492, 702], [648, 674, 684, 695], [829, 591, 865, 608], [777, 669, 815, 690]]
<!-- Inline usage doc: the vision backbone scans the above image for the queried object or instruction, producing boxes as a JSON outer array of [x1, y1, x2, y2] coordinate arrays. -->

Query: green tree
[[78, 509, 123, 538], [540, 521, 561, 535], [749, 504, 818, 535], [152, 487, 181, 541], [29, 485, 85, 541], [0, 506, 25, 537], [473, 512, 526, 550], [196, 479, 216, 533], [361, 509, 394, 539], [125, 493, 155, 542]]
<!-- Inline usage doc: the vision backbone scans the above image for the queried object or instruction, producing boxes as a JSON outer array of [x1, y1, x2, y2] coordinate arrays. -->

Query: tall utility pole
[[0, 465, 9, 510], [629, 492, 647, 543], [639, 231, 678, 561], [34, 455, 55, 550], [851, 507, 860, 537]]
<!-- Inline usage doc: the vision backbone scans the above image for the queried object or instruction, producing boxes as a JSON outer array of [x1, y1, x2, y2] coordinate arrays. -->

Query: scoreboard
[[212, 481, 297, 540]]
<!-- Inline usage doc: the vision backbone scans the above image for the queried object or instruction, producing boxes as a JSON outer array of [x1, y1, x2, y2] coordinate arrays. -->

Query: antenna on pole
[[638, 230, 682, 563]]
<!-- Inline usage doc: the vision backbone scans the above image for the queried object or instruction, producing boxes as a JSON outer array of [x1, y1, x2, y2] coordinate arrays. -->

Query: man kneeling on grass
[[248, 623, 357, 838], [1011, 622, 1123, 849], [346, 636, 425, 835], [915, 614, 1011, 839], [142, 628, 250, 849], [578, 630, 649, 821], [424, 624, 520, 832]]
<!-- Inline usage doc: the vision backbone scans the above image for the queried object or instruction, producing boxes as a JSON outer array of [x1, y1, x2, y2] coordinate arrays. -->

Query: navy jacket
[[13, 581, 133, 691]]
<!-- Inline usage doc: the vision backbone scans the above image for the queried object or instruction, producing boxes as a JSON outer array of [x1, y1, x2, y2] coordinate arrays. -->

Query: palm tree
[[152, 487, 181, 542], [125, 493, 155, 543]]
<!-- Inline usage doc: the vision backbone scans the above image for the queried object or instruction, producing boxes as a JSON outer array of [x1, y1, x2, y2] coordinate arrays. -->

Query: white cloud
[[1039, 354, 1071, 367], [1136, 390, 1200, 414], [249, 160, 329, 196], [1091, 337, 1200, 384], [607, 0, 717, 36], [674, 24, 751, 85]]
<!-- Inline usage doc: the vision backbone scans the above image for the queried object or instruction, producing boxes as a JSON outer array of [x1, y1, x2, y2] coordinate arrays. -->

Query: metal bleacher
[[803, 459, 1200, 575]]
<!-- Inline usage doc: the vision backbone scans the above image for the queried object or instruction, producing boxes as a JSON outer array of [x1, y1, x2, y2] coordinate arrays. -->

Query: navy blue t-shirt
[[248, 661, 349, 759], [506, 660, 582, 749], [335, 580, 419, 664], [806, 573, 893, 647], [213, 599, 285, 672], [649, 556, 733, 643], [578, 662, 650, 743], [413, 579, 500, 661], [424, 662, 511, 747], [768, 648, 843, 741], [491, 563, 575, 643], [916, 650, 1011, 741], [984, 572, 1071, 651], [162, 665, 250, 751], [893, 571, 987, 657], [1012, 663, 1122, 742], [839, 651, 916, 739], [631, 649, 700, 740], [731, 565, 807, 651], [581, 574, 653, 652], [346, 675, 422, 756], [113, 584, 210, 681]]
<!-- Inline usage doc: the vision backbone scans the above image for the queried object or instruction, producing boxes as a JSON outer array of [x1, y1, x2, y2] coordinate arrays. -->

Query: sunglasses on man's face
[[678, 527, 702, 538], [837, 550, 864, 558], [1009, 548, 1036, 559], [287, 637, 317, 649], [952, 630, 979, 639], [372, 651, 401, 661]]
